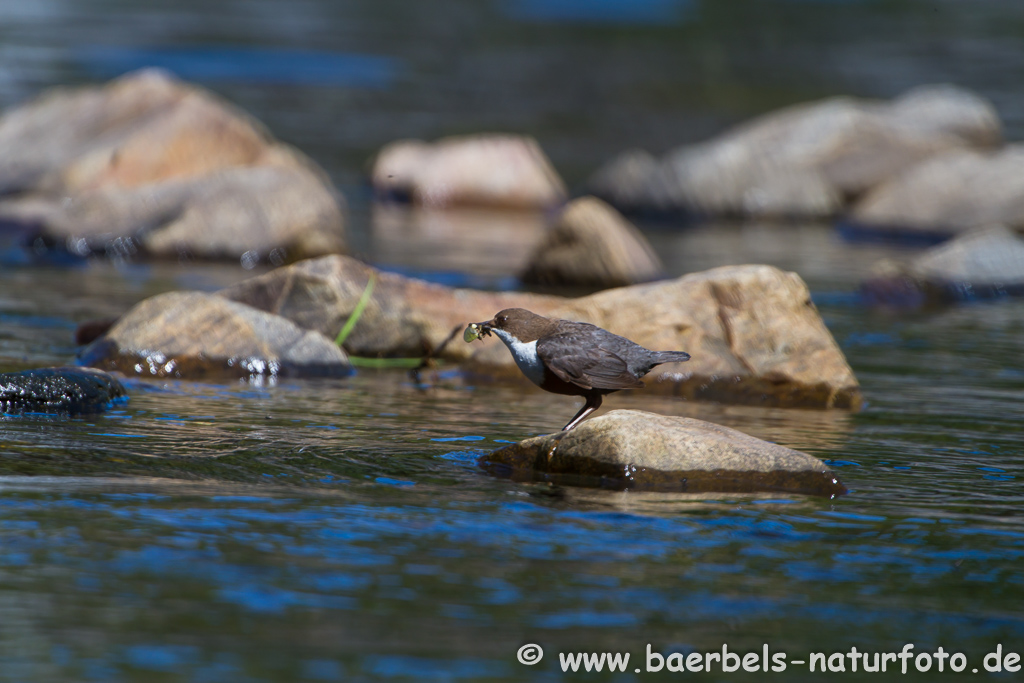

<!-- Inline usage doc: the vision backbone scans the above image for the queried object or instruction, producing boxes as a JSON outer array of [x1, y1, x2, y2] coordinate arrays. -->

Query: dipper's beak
[[463, 320, 493, 343]]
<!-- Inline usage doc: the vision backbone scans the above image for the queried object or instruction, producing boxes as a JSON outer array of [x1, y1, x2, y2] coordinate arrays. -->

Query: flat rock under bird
[[465, 308, 691, 430]]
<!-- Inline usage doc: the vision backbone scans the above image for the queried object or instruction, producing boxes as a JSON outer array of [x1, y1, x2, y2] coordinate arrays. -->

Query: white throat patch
[[492, 330, 545, 387]]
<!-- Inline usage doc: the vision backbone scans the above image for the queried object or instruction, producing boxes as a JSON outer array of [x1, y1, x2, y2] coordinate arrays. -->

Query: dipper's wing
[[537, 332, 645, 391]]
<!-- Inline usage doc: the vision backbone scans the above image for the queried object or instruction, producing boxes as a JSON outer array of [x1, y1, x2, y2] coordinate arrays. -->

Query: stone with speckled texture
[[79, 291, 351, 379], [482, 409, 846, 497], [0, 367, 126, 415]]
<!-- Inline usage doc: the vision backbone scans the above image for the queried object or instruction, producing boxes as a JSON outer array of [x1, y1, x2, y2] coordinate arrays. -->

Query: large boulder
[[861, 225, 1024, 306], [79, 291, 352, 379], [0, 367, 126, 416], [519, 196, 663, 288], [0, 69, 346, 264], [371, 134, 567, 210], [481, 410, 846, 497], [220, 255, 861, 409], [589, 85, 1001, 218], [849, 146, 1024, 236]]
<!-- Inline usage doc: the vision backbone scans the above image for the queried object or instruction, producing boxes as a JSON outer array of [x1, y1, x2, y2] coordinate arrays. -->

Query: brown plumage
[[469, 308, 691, 430]]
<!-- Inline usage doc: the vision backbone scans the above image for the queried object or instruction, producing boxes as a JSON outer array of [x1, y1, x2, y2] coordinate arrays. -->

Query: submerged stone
[[482, 410, 846, 497], [0, 367, 127, 416]]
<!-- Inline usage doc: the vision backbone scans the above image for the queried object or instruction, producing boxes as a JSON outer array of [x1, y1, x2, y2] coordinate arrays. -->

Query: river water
[[1, 1, 1023, 681]]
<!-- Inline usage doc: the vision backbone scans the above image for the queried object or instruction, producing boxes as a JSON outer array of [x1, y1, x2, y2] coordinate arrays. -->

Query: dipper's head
[[471, 308, 559, 345]]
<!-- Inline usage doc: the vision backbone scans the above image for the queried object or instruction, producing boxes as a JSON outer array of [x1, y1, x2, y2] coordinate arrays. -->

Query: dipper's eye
[[496, 314, 507, 325]]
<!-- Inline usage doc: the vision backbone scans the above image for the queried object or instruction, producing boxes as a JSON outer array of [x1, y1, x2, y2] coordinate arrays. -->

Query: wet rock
[[371, 134, 567, 209], [0, 69, 346, 263], [219, 255, 562, 360], [849, 146, 1024, 236], [519, 196, 663, 288], [221, 255, 861, 409], [0, 367, 126, 415], [590, 85, 1000, 218], [79, 291, 352, 379], [466, 264, 860, 409], [481, 410, 846, 497], [861, 225, 1024, 306]]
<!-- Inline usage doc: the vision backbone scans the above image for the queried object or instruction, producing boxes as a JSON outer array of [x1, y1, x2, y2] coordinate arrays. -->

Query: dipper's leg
[[562, 394, 602, 431]]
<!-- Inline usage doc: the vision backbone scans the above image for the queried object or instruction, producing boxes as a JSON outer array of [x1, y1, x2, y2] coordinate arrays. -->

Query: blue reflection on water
[[505, 0, 692, 24], [375, 476, 417, 487], [124, 644, 198, 671], [1, 487, 1023, 677], [78, 46, 399, 88]]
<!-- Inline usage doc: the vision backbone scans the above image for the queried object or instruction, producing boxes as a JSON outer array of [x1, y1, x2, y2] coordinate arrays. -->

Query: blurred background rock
[[4, 0, 1024, 279]]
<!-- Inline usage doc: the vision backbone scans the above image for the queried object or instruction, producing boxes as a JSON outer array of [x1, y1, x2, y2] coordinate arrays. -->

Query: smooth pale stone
[[482, 410, 846, 497]]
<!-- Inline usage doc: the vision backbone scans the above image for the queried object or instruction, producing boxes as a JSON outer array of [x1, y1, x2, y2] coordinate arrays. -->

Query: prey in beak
[[463, 321, 493, 343]]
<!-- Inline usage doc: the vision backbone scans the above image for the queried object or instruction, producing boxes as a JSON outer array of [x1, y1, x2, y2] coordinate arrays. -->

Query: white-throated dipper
[[465, 308, 691, 431]]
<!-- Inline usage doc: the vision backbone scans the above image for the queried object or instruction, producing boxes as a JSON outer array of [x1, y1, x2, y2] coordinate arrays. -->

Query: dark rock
[[861, 225, 1024, 306], [519, 196, 663, 289], [75, 317, 119, 346], [481, 410, 846, 497], [221, 255, 861, 409], [590, 85, 1000, 219], [79, 291, 352, 379], [371, 134, 567, 209], [0, 69, 346, 263], [0, 367, 126, 416]]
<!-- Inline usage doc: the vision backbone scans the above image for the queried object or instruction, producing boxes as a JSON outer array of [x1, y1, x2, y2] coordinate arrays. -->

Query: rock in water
[[220, 255, 861, 409], [0, 367, 127, 415], [589, 85, 1000, 218], [79, 291, 352, 379], [472, 263, 862, 409], [27, 162, 345, 262], [482, 410, 846, 497], [861, 225, 1024, 306], [0, 69, 346, 263], [371, 134, 567, 209], [519, 196, 663, 288], [850, 147, 1024, 236], [219, 255, 563, 360]]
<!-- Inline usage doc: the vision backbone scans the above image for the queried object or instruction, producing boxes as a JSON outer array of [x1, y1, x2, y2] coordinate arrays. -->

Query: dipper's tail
[[652, 350, 691, 365]]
